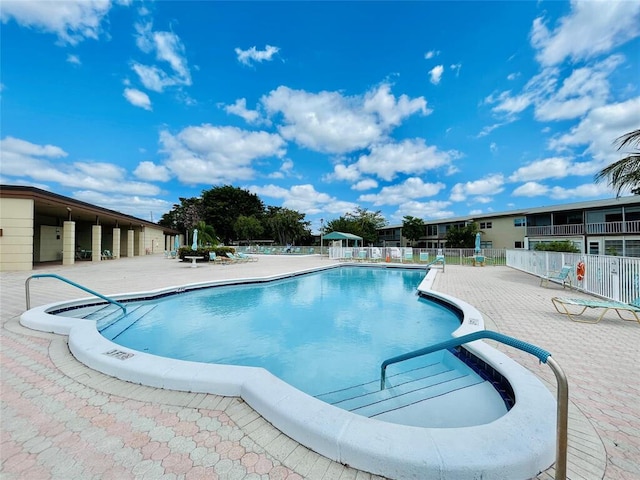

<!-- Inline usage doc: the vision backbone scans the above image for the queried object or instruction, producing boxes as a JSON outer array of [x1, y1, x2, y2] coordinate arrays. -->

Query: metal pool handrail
[[25, 273, 127, 317], [380, 330, 568, 480]]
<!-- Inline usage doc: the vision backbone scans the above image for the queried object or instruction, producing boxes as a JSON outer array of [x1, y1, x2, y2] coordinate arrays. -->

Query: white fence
[[506, 249, 640, 303], [328, 247, 507, 265]]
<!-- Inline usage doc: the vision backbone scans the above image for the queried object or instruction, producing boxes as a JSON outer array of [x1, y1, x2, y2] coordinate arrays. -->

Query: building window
[[515, 241, 523, 248], [480, 222, 492, 229], [514, 218, 526, 227], [427, 225, 438, 236]]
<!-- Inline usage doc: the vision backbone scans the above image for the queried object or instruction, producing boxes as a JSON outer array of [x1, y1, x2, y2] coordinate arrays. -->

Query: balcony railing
[[527, 220, 640, 237], [527, 224, 584, 237], [586, 220, 640, 234]]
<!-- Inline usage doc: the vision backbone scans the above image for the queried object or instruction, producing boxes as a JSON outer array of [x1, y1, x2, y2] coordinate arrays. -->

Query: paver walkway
[[1, 255, 638, 479]]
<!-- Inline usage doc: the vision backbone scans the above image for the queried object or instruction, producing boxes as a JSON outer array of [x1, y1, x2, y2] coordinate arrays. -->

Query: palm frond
[[614, 129, 640, 151]]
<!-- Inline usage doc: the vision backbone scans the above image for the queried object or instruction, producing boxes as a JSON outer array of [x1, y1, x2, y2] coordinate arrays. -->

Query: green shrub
[[534, 240, 580, 253], [178, 246, 236, 261]]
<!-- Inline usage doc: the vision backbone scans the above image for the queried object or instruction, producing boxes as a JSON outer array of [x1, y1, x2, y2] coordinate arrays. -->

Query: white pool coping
[[21, 264, 556, 480]]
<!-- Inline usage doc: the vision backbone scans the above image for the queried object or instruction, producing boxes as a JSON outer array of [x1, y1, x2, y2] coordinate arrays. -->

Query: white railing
[[506, 249, 640, 303], [328, 247, 507, 265]]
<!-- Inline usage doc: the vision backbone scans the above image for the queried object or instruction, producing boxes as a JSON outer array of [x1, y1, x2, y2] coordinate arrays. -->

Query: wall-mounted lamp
[[66, 207, 72, 221]]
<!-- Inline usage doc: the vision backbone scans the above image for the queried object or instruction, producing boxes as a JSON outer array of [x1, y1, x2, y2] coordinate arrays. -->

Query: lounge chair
[[403, 248, 413, 263], [540, 265, 572, 289], [551, 296, 640, 324], [357, 250, 367, 261], [419, 252, 429, 263], [101, 250, 114, 260], [371, 248, 382, 262], [237, 252, 258, 262]]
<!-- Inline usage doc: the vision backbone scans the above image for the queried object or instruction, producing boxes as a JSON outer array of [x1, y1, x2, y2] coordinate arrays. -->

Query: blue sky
[[2, 1, 639, 232]]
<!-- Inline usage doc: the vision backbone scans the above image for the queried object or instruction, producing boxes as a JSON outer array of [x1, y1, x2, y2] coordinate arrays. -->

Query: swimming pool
[[21, 264, 556, 479]]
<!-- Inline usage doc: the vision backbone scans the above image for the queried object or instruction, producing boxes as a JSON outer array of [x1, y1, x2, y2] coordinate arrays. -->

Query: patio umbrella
[[174, 236, 180, 251], [191, 229, 198, 251], [474, 232, 481, 254]]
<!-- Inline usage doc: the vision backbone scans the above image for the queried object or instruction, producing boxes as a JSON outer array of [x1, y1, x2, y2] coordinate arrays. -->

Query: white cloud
[[353, 139, 458, 182], [507, 72, 520, 81], [235, 45, 280, 66], [134, 161, 170, 181], [534, 55, 623, 121], [429, 65, 444, 85], [424, 50, 440, 59], [249, 183, 356, 215], [393, 200, 454, 221], [72, 190, 172, 221], [509, 157, 574, 182], [159, 125, 286, 185], [132, 23, 191, 92], [0, 0, 114, 45], [123, 87, 152, 110], [450, 174, 505, 202], [66, 54, 81, 65], [512, 181, 548, 197], [224, 98, 261, 124], [358, 177, 445, 206], [0, 136, 161, 196], [450, 63, 461, 77], [351, 179, 378, 191], [261, 84, 428, 154], [486, 55, 625, 122], [549, 96, 640, 167], [531, 0, 640, 67]]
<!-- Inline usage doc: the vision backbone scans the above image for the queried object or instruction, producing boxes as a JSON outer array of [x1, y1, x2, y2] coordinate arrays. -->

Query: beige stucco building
[[0, 185, 181, 271], [378, 196, 640, 256]]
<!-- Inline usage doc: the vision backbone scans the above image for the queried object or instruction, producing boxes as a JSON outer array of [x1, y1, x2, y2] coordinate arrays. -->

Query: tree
[[444, 223, 478, 248], [234, 215, 264, 243], [264, 207, 311, 245], [325, 207, 387, 244], [402, 216, 425, 245], [595, 129, 640, 196], [193, 220, 218, 246], [158, 197, 203, 232], [201, 186, 265, 244]]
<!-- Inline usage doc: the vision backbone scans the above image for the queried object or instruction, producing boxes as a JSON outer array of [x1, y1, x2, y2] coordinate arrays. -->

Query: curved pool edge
[[20, 264, 556, 480]]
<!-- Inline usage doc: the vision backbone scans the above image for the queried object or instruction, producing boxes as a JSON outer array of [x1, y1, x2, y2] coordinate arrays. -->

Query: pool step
[[97, 304, 157, 339], [316, 360, 483, 419]]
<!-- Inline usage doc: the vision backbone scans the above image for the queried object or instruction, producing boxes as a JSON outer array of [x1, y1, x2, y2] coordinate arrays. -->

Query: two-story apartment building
[[378, 196, 640, 256]]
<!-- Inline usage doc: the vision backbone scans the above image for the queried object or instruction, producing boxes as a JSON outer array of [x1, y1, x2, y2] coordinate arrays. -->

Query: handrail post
[[547, 356, 568, 480], [379, 330, 568, 480]]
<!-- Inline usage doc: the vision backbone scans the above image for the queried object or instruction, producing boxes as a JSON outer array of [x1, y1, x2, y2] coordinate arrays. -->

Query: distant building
[[0, 185, 181, 271], [378, 197, 640, 256]]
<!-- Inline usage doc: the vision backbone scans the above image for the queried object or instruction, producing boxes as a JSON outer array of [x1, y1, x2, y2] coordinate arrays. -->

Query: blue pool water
[[97, 267, 466, 397]]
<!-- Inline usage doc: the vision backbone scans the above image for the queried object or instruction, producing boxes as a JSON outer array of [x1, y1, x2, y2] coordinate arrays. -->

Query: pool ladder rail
[[25, 273, 127, 318], [380, 330, 569, 480]]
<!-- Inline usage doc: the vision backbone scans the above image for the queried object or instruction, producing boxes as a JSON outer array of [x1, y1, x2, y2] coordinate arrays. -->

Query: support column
[[112, 228, 121, 259], [92, 225, 102, 262], [127, 229, 135, 257], [138, 227, 146, 256], [62, 221, 75, 266]]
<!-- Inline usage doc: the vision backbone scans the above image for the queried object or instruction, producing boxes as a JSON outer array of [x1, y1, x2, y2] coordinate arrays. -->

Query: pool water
[[98, 267, 465, 397]]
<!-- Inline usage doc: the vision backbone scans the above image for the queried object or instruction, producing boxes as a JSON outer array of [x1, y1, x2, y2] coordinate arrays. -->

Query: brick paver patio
[[1, 255, 638, 479]]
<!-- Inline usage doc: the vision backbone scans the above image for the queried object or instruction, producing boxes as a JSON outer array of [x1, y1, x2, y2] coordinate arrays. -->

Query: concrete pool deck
[[1, 254, 638, 479]]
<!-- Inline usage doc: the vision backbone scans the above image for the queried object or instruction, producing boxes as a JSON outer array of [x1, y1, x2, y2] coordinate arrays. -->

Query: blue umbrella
[[191, 229, 198, 251], [174, 236, 180, 251], [474, 232, 481, 254]]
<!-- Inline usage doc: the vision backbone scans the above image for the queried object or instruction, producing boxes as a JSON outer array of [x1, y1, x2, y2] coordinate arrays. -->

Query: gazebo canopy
[[322, 231, 363, 246]]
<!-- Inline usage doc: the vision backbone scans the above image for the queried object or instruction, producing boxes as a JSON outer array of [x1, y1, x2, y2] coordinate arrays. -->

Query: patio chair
[[237, 252, 258, 262], [419, 252, 429, 263], [101, 250, 114, 260], [371, 247, 382, 262], [540, 265, 572, 289], [551, 296, 640, 324]]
